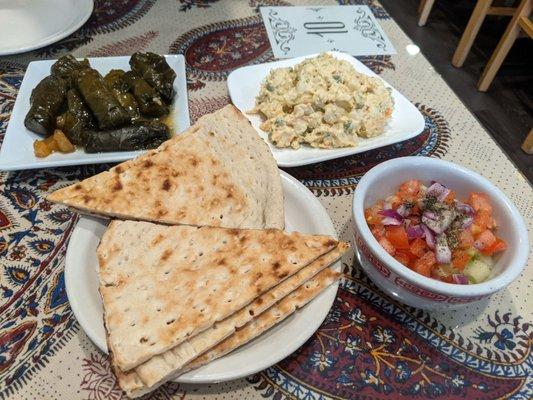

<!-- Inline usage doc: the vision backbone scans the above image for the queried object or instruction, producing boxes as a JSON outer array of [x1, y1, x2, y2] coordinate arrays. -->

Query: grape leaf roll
[[83, 121, 170, 153], [56, 89, 96, 145], [51, 55, 90, 87], [124, 71, 168, 117], [103, 69, 140, 121], [130, 52, 176, 102], [24, 75, 68, 136], [76, 68, 129, 130]]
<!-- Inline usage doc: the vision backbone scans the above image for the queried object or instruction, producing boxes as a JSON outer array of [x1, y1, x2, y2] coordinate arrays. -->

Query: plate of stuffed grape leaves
[[0, 53, 189, 171]]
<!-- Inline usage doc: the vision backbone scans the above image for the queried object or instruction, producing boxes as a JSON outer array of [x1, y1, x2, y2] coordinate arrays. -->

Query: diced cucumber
[[467, 248, 478, 258], [465, 248, 493, 266], [476, 253, 494, 267], [464, 260, 491, 283]]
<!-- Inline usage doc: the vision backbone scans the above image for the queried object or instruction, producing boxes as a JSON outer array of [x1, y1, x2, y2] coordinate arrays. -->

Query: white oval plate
[[0, 0, 93, 56], [227, 51, 425, 167], [0, 55, 189, 171], [65, 170, 340, 383]]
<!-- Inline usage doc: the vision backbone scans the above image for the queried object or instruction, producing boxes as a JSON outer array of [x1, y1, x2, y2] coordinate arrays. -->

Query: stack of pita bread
[[48, 105, 349, 398]]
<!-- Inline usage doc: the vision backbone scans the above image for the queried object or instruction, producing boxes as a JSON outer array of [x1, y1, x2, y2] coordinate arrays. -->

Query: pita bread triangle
[[98, 220, 338, 371], [47, 105, 284, 229], [112, 242, 349, 396], [116, 267, 341, 398], [188, 267, 341, 370]]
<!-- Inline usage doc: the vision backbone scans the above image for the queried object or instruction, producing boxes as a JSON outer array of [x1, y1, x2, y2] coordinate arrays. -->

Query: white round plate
[[0, 0, 93, 56], [65, 171, 340, 383]]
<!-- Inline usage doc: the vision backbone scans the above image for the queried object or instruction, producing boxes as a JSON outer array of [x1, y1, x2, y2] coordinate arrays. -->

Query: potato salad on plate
[[253, 53, 394, 149]]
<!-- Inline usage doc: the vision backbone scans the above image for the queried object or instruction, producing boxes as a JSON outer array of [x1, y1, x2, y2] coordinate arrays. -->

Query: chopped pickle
[[33, 130, 75, 158], [33, 139, 53, 158], [53, 129, 75, 153]]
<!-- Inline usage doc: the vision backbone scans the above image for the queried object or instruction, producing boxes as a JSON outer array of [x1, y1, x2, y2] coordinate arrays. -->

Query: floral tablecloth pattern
[[0, 1, 531, 399]]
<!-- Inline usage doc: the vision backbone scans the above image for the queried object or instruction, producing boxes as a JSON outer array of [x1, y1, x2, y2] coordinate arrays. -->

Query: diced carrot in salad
[[365, 180, 506, 284]]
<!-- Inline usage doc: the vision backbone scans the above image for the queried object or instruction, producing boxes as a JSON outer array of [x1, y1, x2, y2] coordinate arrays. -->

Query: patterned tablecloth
[[0, 1, 531, 399]]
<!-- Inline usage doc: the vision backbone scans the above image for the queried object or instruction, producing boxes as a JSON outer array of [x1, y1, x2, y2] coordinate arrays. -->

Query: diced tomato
[[444, 191, 456, 205], [370, 225, 386, 240], [410, 238, 428, 257], [385, 226, 410, 249], [394, 251, 411, 267], [398, 180, 421, 202], [474, 230, 497, 250], [471, 224, 483, 236], [378, 237, 395, 255], [481, 238, 507, 256], [452, 250, 471, 270], [396, 249, 417, 264], [399, 180, 421, 196], [412, 251, 436, 277], [469, 193, 493, 213], [365, 204, 383, 225], [458, 229, 474, 249], [473, 210, 495, 232], [390, 194, 403, 209]]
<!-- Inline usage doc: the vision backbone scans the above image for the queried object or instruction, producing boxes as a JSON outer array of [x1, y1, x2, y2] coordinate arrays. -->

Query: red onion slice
[[461, 216, 474, 229], [452, 274, 469, 285], [378, 209, 403, 226], [397, 204, 410, 217], [435, 234, 451, 264], [381, 217, 402, 226], [407, 225, 425, 239], [423, 210, 438, 220], [427, 182, 451, 202], [422, 209, 456, 234], [379, 209, 402, 219], [455, 202, 475, 216], [421, 224, 436, 249]]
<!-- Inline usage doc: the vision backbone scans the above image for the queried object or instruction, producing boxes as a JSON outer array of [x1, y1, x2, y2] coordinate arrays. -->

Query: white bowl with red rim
[[352, 156, 529, 310]]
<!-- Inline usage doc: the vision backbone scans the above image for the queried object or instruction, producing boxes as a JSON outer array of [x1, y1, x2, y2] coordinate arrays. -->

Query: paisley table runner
[[0, 1, 531, 399]]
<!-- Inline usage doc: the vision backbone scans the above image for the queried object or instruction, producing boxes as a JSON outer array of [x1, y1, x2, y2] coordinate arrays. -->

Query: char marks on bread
[[47, 105, 284, 229], [97, 220, 338, 371]]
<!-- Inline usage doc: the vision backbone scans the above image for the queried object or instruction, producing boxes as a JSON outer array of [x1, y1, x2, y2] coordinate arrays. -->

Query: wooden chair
[[451, 0, 520, 68], [477, 0, 532, 91], [418, 0, 436, 26], [472, 0, 531, 153], [522, 129, 533, 154]]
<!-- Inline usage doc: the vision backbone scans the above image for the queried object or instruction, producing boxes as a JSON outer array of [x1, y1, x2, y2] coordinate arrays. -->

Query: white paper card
[[260, 6, 396, 59]]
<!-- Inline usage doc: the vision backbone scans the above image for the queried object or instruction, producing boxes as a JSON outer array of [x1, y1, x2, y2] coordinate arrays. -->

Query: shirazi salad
[[365, 180, 507, 284]]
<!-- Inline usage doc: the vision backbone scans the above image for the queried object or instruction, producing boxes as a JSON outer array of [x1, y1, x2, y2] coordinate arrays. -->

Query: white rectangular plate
[[227, 51, 425, 167], [0, 55, 189, 171]]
